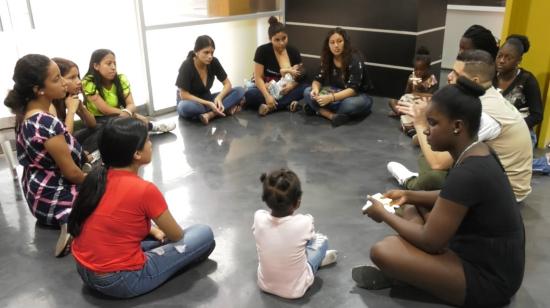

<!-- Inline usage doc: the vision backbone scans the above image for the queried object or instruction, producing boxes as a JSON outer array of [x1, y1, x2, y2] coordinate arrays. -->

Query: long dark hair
[[187, 35, 216, 59], [462, 25, 499, 60], [432, 77, 484, 138], [68, 117, 148, 237], [320, 27, 354, 82], [84, 49, 127, 108], [267, 16, 285, 39], [51, 57, 79, 122], [4, 54, 51, 129], [260, 168, 302, 217]]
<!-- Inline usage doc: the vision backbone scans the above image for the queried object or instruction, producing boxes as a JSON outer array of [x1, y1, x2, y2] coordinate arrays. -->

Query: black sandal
[[289, 100, 302, 112], [352, 266, 394, 290]]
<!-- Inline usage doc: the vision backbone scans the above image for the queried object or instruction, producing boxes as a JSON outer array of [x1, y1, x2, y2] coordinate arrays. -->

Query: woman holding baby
[[243, 16, 307, 116]]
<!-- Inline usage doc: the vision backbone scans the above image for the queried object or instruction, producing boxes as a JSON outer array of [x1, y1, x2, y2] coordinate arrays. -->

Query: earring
[[453, 129, 459, 135], [39, 91, 44, 95]]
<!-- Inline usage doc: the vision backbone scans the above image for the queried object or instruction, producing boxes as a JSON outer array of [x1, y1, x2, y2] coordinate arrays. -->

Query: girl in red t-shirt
[[68, 117, 215, 298]]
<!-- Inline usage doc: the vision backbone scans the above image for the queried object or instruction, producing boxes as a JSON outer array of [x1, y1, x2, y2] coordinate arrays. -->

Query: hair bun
[[268, 16, 279, 25], [455, 76, 485, 97], [416, 46, 430, 55], [506, 34, 530, 53]]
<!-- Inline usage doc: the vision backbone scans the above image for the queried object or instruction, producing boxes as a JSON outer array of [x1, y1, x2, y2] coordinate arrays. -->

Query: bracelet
[[121, 108, 133, 117], [331, 93, 336, 102]]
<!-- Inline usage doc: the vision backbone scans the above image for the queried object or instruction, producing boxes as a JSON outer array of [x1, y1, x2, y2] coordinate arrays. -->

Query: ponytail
[[4, 90, 26, 129], [68, 165, 108, 237], [68, 117, 148, 236], [188, 35, 215, 60], [4, 54, 51, 129]]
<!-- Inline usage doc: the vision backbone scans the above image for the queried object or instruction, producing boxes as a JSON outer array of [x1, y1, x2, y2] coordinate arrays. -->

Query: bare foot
[[199, 113, 210, 125], [226, 103, 239, 116]]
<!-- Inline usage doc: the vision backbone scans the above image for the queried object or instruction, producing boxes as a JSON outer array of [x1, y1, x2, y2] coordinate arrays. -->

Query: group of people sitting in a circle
[[177, 17, 373, 126], [3, 16, 542, 306]]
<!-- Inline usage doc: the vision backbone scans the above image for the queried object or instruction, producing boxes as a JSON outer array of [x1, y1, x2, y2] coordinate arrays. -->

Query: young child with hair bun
[[252, 168, 337, 299]]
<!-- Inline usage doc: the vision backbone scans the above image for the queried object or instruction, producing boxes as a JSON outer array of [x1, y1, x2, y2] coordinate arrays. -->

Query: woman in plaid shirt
[[4, 54, 86, 257]]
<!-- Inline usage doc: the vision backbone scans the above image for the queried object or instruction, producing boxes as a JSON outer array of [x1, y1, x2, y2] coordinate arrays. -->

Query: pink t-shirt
[[252, 209, 315, 299]]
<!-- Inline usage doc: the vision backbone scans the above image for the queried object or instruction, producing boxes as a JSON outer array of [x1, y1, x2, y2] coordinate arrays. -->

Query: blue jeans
[[306, 233, 329, 274], [176, 87, 245, 119], [244, 82, 307, 111], [303, 86, 373, 117], [76, 224, 215, 298], [533, 156, 550, 174]]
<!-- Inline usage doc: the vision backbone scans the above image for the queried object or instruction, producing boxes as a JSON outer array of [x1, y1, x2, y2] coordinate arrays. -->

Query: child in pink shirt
[[252, 169, 337, 299]]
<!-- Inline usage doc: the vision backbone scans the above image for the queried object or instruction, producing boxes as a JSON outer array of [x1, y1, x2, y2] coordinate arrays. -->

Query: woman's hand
[[310, 88, 319, 99], [315, 94, 333, 107], [207, 101, 225, 117], [119, 111, 131, 118], [65, 95, 80, 114], [365, 195, 387, 223], [288, 64, 302, 79], [150, 226, 167, 243], [265, 95, 278, 109], [383, 189, 409, 206], [214, 96, 225, 113]]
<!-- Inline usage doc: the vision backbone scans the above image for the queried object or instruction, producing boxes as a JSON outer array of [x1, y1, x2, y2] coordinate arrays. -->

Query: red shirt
[[72, 169, 167, 273]]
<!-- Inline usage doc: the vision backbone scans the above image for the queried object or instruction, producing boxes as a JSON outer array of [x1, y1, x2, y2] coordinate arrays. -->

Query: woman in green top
[[83, 49, 175, 133]]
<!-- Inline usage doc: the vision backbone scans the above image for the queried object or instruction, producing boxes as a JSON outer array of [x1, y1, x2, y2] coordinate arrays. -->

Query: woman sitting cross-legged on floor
[[355, 77, 525, 307], [176, 35, 245, 125], [244, 16, 307, 116], [303, 27, 374, 127], [69, 117, 215, 298], [83, 49, 175, 133]]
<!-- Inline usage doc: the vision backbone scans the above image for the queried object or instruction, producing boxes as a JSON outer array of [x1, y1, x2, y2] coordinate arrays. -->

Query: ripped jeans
[[306, 233, 329, 274], [76, 224, 215, 298]]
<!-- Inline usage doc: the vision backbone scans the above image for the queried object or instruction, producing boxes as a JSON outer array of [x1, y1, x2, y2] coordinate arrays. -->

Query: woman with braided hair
[[459, 24, 499, 59]]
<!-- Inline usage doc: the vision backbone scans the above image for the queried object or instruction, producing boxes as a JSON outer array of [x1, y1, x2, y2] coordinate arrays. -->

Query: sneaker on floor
[[387, 161, 418, 185], [321, 249, 338, 267], [151, 121, 176, 133], [55, 223, 72, 258], [332, 114, 350, 127], [352, 265, 393, 290]]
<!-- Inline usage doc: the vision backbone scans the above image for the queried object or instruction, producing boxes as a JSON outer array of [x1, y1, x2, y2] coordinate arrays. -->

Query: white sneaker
[[387, 161, 418, 185], [55, 223, 72, 258], [151, 121, 176, 133], [321, 250, 338, 267]]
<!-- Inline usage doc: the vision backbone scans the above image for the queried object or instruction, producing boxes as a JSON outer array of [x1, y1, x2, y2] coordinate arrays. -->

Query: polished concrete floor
[[0, 97, 549, 308]]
